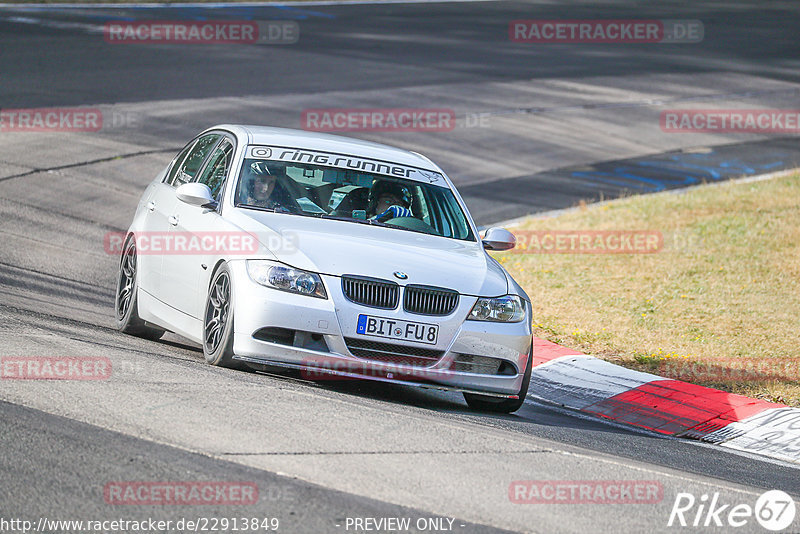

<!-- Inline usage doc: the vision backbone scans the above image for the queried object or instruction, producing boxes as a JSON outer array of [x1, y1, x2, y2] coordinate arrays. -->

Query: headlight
[[246, 261, 327, 299], [468, 295, 525, 322]]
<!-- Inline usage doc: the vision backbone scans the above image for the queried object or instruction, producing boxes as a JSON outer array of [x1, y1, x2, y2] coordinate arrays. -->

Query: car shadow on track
[[281, 367, 665, 436], [299, 374, 660, 442], [155, 335, 204, 354], [142, 335, 652, 439], [245, 361, 476, 410], [150, 335, 655, 435]]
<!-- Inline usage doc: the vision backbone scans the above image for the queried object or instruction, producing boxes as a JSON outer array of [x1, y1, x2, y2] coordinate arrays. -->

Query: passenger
[[367, 180, 413, 222]]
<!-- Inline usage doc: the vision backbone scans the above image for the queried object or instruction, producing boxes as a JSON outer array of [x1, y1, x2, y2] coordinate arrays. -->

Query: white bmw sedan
[[115, 125, 532, 412]]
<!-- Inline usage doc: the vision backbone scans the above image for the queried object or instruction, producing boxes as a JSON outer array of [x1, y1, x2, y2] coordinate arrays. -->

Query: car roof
[[206, 124, 445, 174]]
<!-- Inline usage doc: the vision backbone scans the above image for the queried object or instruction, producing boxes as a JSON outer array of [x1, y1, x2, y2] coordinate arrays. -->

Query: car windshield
[[233, 158, 475, 241]]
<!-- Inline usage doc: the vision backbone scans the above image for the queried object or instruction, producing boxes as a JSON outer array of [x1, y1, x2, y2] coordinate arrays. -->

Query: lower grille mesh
[[344, 337, 443, 367]]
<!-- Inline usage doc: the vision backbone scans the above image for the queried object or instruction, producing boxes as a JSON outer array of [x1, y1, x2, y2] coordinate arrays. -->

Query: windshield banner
[[246, 145, 444, 185]]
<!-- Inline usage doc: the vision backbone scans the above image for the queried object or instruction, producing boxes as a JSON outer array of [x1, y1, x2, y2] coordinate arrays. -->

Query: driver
[[241, 161, 292, 211], [367, 180, 413, 222]]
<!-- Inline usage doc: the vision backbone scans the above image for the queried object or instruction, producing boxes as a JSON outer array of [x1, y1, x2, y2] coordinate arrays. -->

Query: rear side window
[[166, 133, 221, 187], [195, 138, 234, 199], [164, 141, 195, 186]]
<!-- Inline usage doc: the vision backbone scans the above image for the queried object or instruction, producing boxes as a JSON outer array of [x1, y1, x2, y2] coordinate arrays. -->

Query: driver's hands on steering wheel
[[371, 205, 412, 223]]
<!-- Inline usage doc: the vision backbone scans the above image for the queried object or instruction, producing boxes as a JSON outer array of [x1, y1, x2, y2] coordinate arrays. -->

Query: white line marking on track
[[1, 15, 104, 33]]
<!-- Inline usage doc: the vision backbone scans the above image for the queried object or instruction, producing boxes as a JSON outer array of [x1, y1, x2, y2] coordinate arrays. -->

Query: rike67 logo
[[668, 490, 796, 531]]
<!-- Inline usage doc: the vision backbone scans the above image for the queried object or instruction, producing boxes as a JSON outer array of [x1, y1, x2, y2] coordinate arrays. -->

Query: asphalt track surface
[[0, 1, 799, 533]]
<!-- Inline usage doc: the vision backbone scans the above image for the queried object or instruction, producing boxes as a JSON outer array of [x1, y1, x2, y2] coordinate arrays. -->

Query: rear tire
[[202, 264, 243, 369], [463, 341, 533, 413], [115, 236, 165, 341]]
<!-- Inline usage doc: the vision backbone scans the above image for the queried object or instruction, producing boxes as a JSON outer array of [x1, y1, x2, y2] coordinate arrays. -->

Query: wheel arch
[[207, 259, 229, 290]]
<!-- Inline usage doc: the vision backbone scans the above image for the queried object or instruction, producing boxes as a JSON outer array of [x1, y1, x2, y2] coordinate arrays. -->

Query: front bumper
[[229, 261, 532, 397]]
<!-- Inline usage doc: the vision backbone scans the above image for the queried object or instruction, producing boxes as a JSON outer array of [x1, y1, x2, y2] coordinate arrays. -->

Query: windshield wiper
[[297, 212, 387, 226], [238, 205, 311, 217], [241, 207, 397, 229], [237, 204, 279, 212]]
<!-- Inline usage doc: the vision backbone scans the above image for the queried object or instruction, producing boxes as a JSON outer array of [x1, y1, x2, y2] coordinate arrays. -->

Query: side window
[[410, 184, 429, 224], [164, 141, 196, 186], [195, 138, 234, 199], [169, 133, 221, 187]]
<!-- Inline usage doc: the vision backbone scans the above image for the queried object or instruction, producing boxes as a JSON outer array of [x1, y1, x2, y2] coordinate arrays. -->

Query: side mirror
[[482, 227, 516, 251], [176, 183, 217, 209]]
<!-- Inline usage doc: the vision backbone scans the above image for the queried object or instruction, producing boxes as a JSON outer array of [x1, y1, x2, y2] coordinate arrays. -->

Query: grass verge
[[493, 172, 800, 407]]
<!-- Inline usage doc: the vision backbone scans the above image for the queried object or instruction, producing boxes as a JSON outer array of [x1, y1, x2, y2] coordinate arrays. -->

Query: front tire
[[115, 236, 165, 341], [203, 264, 241, 369], [463, 341, 533, 413]]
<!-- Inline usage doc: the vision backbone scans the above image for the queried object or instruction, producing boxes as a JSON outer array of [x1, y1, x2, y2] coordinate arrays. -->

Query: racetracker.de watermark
[[1, 357, 111, 380], [104, 482, 258, 505], [510, 230, 663, 254], [509, 480, 663, 504], [509, 19, 703, 43], [0, 108, 141, 132], [104, 20, 298, 45], [299, 357, 456, 381], [658, 357, 800, 383], [0, 108, 102, 132], [301, 108, 456, 132], [104, 231, 279, 256], [661, 109, 800, 133]]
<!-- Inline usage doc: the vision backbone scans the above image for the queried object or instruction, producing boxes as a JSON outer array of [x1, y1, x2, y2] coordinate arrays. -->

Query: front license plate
[[356, 314, 438, 345]]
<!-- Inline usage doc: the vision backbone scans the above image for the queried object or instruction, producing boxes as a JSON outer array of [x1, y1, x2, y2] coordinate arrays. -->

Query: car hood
[[230, 210, 509, 297]]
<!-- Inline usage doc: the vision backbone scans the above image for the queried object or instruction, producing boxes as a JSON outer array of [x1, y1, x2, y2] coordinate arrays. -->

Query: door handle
[[147, 201, 155, 212], [168, 215, 179, 226]]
